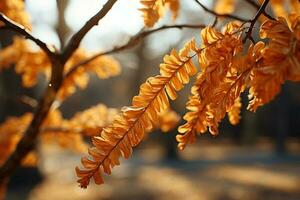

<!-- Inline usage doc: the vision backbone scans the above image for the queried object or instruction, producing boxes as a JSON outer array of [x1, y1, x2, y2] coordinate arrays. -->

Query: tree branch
[[61, 0, 118, 63], [0, 12, 55, 58], [65, 23, 206, 79], [0, 58, 64, 183], [193, 0, 249, 22], [243, 0, 271, 43], [243, 0, 275, 20], [0, 0, 118, 184]]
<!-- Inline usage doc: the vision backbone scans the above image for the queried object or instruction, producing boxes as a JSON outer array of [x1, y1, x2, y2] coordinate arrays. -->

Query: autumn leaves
[[248, 17, 300, 111], [75, 0, 300, 187], [139, 0, 179, 27], [76, 37, 199, 188], [178, 16, 300, 149], [177, 23, 244, 149], [1, 0, 299, 190]]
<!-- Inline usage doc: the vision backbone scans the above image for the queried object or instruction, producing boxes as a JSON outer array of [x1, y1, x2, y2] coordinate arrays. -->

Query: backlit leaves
[[177, 15, 300, 149], [177, 22, 243, 149], [0, 37, 51, 87], [0, 104, 120, 167], [214, 0, 236, 15], [68, 104, 118, 137], [0, 0, 31, 29], [248, 16, 300, 111], [76, 14, 300, 187], [0, 0, 300, 193], [139, 0, 179, 27], [58, 49, 121, 100], [158, 109, 180, 132], [0, 38, 120, 100], [0, 113, 33, 165], [76, 38, 199, 188]]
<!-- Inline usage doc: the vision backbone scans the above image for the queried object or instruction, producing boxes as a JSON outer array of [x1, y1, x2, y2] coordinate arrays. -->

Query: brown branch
[[61, 0, 118, 63], [243, 0, 271, 43], [65, 23, 206, 79], [0, 12, 55, 58], [0, 59, 64, 183], [0, 0, 118, 184], [243, 0, 275, 20], [193, 0, 249, 22]]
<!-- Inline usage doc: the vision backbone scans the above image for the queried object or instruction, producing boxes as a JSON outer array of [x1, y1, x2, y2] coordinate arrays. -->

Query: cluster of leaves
[[0, 0, 181, 186], [0, 37, 121, 100], [0, 0, 31, 29], [0, 104, 118, 166], [0, 0, 299, 194], [139, 0, 179, 27], [77, 0, 300, 187]]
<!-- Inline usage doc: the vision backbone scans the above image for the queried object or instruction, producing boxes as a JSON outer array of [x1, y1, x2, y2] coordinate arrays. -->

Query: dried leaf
[[76, 38, 200, 188]]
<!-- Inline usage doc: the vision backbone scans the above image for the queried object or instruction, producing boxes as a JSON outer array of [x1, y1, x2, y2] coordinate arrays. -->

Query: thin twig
[[65, 23, 206, 79], [61, 0, 118, 63], [211, 17, 218, 28], [243, 0, 275, 20], [0, 13, 55, 57], [243, 0, 271, 43], [193, 0, 249, 22]]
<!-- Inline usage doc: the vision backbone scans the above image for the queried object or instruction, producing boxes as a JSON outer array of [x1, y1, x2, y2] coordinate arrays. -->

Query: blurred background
[[0, 0, 300, 199]]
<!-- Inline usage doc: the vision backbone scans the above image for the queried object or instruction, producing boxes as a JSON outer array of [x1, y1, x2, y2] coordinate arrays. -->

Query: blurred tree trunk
[[56, 0, 70, 48], [242, 110, 257, 145], [0, 31, 21, 121], [275, 85, 289, 155]]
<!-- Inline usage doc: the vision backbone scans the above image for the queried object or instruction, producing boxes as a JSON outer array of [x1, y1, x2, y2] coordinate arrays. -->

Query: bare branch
[[61, 0, 118, 63], [243, 0, 271, 43], [0, 12, 55, 57], [65, 23, 206, 79], [243, 0, 275, 20], [193, 0, 249, 22]]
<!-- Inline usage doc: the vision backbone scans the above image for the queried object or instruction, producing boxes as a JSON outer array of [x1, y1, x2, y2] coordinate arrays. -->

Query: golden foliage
[[228, 97, 241, 125], [258, 0, 300, 20], [41, 131, 88, 153], [176, 22, 243, 149], [139, 0, 179, 27], [0, 103, 121, 165], [77, 16, 300, 187], [0, 113, 33, 165], [0, 37, 51, 87], [76, 38, 199, 188], [0, 0, 31, 29], [177, 15, 300, 149], [22, 152, 38, 167], [158, 109, 180, 132], [1, 0, 300, 193], [0, 39, 120, 100], [41, 110, 88, 152], [69, 104, 118, 137], [41, 105, 119, 152], [59, 49, 121, 100], [0, 110, 82, 165], [269, 0, 289, 19], [214, 0, 236, 15], [248, 16, 300, 111]]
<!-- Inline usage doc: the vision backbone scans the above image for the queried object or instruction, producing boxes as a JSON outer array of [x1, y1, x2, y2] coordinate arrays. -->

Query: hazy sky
[[25, 0, 212, 54]]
